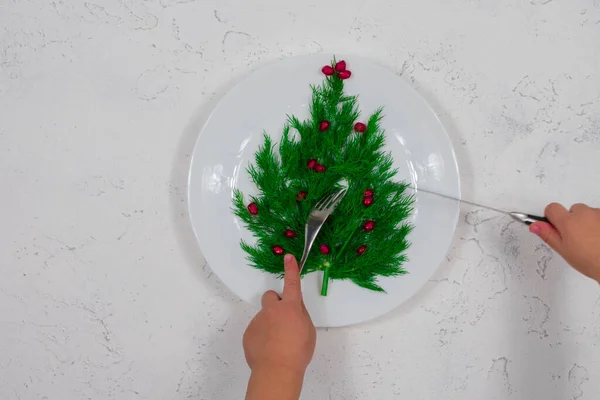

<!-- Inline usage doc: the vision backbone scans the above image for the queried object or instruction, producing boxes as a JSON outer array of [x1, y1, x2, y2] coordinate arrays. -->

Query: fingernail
[[284, 254, 293, 262], [530, 224, 541, 235]]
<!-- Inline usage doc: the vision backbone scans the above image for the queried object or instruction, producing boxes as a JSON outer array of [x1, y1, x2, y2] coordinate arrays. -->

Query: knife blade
[[409, 186, 550, 226]]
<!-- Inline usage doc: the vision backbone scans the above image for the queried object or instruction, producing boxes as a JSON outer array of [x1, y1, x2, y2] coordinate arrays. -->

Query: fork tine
[[324, 191, 341, 209], [326, 189, 347, 211], [299, 188, 347, 272], [314, 194, 326, 210], [315, 191, 336, 210]]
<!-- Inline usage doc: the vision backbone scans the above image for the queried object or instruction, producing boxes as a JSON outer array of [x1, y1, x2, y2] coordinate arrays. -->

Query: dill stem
[[320, 263, 330, 296], [335, 223, 361, 263], [321, 224, 360, 296]]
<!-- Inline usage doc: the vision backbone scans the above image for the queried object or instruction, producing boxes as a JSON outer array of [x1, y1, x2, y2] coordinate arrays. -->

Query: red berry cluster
[[272, 228, 298, 256], [284, 229, 296, 238], [355, 189, 376, 255], [272, 245, 284, 255], [319, 244, 330, 255], [307, 158, 325, 173], [363, 188, 374, 207], [319, 120, 330, 132], [354, 219, 375, 255], [321, 60, 352, 80], [247, 202, 258, 215]]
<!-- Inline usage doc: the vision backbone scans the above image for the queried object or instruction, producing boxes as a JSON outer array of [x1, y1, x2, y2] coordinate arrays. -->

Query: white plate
[[188, 54, 460, 327]]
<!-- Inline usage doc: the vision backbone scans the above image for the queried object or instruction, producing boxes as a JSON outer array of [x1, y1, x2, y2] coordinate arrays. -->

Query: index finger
[[282, 254, 302, 302]]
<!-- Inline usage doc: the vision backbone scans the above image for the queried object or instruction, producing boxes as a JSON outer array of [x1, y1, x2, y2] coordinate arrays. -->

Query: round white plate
[[188, 54, 460, 327]]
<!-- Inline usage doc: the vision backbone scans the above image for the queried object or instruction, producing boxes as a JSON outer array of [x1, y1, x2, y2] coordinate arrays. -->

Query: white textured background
[[1, 1, 600, 399]]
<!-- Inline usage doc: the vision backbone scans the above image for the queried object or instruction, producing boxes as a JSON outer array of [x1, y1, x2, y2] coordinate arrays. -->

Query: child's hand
[[530, 203, 600, 282], [243, 254, 316, 400]]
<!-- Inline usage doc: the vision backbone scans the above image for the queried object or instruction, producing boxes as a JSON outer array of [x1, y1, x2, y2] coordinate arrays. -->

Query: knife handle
[[524, 214, 550, 226], [509, 212, 551, 226]]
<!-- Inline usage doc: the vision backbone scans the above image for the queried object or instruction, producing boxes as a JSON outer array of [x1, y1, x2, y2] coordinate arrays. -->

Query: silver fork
[[298, 188, 348, 273]]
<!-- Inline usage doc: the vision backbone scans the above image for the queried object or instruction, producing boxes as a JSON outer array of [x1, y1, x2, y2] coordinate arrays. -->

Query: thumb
[[282, 254, 302, 302], [530, 222, 563, 251]]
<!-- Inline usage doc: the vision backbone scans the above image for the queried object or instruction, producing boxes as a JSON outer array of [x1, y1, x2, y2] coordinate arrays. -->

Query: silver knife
[[411, 187, 550, 226]]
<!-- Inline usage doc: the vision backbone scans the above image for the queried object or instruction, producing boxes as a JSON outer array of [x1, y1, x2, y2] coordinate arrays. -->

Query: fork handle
[[299, 220, 323, 273]]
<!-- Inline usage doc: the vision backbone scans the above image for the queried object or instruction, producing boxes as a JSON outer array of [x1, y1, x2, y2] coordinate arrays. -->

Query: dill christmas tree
[[233, 58, 414, 296]]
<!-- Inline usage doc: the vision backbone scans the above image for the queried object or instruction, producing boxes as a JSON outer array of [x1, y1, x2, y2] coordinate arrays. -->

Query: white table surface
[[1, 1, 600, 399]]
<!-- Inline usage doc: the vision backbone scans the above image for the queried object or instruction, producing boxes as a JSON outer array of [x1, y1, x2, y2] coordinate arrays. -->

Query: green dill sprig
[[232, 59, 414, 295]]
